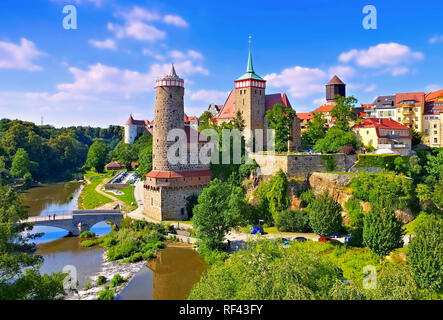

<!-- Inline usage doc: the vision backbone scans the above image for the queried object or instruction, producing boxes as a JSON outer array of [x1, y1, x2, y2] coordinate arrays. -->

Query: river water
[[22, 182, 207, 299]]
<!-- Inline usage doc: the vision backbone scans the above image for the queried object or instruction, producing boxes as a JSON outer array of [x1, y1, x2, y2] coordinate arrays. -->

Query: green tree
[[85, 140, 108, 173], [10, 148, 35, 179], [366, 263, 419, 300], [192, 179, 247, 250], [301, 112, 327, 150], [309, 191, 343, 236], [265, 104, 296, 153], [329, 280, 364, 300], [136, 145, 153, 179], [189, 240, 341, 300], [267, 170, 290, 220], [111, 142, 138, 169], [232, 110, 246, 131], [362, 195, 403, 256], [407, 215, 442, 291], [0, 186, 66, 299], [314, 127, 362, 154], [330, 95, 357, 131], [425, 148, 443, 177]]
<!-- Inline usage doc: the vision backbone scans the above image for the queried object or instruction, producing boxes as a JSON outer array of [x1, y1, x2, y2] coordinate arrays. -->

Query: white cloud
[[0, 38, 45, 71], [189, 90, 229, 104], [169, 49, 204, 61], [142, 49, 165, 61], [338, 43, 423, 76], [312, 97, 327, 105], [53, 61, 208, 100], [264, 66, 328, 98], [89, 38, 117, 50], [426, 84, 442, 92], [187, 50, 203, 60], [117, 6, 161, 21], [108, 21, 165, 42], [327, 65, 356, 79], [429, 35, 443, 44], [164, 14, 188, 27], [364, 84, 377, 93]]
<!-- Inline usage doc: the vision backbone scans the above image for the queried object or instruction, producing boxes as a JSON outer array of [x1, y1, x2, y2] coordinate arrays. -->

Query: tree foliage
[[314, 127, 361, 154], [329, 95, 357, 131], [265, 104, 296, 153], [301, 112, 327, 150], [85, 140, 108, 173], [308, 191, 343, 236], [0, 186, 66, 300], [192, 179, 248, 250], [407, 215, 443, 291]]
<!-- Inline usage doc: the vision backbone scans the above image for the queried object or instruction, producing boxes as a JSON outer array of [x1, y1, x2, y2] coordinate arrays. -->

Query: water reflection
[[118, 246, 208, 300]]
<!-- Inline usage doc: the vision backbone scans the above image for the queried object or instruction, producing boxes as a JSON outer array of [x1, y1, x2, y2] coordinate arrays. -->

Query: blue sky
[[0, 0, 442, 127]]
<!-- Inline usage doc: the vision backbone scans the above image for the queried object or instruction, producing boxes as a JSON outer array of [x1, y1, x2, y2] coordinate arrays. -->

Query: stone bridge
[[23, 210, 124, 236]]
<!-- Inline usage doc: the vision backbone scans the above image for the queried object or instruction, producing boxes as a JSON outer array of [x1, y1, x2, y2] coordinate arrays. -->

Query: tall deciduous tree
[[407, 215, 442, 291], [301, 112, 327, 150], [10, 148, 35, 179], [308, 191, 343, 236], [265, 104, 296, 153], [192, 179, 247, 250], [86, 140, 108, 173], [362, 194, 403, 256], [330, 95, 357, 131]]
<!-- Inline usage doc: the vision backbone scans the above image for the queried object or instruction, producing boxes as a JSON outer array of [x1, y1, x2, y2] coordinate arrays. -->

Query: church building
[[212, 45, 301, 151]]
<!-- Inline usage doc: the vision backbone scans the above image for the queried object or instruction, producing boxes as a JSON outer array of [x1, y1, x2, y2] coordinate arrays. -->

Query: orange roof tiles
[[425, 89, 443, 102], [297, 112, 314, 120], [395, 92, 425, 106], [314, 104, 334, 113], [146, 169, 212, 179]]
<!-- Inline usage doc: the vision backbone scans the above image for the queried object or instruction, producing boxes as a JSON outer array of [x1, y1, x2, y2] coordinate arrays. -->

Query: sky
[[0, 0, 442, 128]]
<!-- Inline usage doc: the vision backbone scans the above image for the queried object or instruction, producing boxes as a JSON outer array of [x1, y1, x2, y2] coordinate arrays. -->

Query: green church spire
[[246, 36, 254, 73], [236, 36, 264, 81]]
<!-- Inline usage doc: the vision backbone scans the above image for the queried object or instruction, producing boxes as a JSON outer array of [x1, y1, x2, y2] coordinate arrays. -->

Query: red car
[[318, 236, 332, 242]]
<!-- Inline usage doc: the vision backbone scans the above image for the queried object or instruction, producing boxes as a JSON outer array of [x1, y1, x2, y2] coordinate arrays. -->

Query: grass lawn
[[105, 185, 137, 212], [78, 171, 113, 210]]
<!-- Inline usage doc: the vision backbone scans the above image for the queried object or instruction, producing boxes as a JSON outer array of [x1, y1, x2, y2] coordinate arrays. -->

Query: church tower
[[326, 75, 346, 104], [144, 65, 211, 221], [234, 39, 266, 133]]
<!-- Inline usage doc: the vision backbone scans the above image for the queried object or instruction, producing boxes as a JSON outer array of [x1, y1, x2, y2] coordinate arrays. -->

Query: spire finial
[[246, 36, 254, 73], [168, 64, 178, 77]]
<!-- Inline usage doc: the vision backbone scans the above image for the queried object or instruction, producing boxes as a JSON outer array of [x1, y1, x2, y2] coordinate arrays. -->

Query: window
[[434, 138, 438, 143], [366, 130, 370, 135], [151, 198, 153, 206], [434, 124, 438, 128], [181, 208, 185, 216], [434, 131, 438, 135]]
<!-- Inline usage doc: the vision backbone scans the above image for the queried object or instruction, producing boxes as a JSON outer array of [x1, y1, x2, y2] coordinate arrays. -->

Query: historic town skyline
[[0, 0, 442, 127]]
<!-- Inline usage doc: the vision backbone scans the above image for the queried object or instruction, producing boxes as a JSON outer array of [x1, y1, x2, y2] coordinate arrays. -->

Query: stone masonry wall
[[144, 185, 204, 221], [253, 153, 358, 178]]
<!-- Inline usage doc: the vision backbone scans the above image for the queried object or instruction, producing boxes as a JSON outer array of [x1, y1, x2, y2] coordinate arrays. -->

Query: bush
[[80, 240, 97, 248], [79, 230, 96, 238], [355, 154, 400, 169], [198, 241, 228, 265], [309, 192, 343, 236], [344, 197, 365, 229], [321, 155, 336, 172], [97, 286, 114, 300], [275, 210, 311, 233], [299, 189, 316, 208], [110, 274, 125, 288], [96, 275, 107, 286], [83, 281, 92, 291]]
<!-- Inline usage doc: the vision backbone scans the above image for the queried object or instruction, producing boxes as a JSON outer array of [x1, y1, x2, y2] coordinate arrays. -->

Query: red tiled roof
[[265, 93, 292, 110], [395, 92, 425, 106], [361, 104, 372, 109], [353, 118, 410, 130], [216, 90, 293, 120], [425, 89, 443, 102], [146, 169, 212, 179], [359, 112, 367, 118], [297, 112, 314, 120], [314, 104, 334, 113], [353, 118, 411, 139], [328, 75, 344, 85], [184, 114, 198, 123]]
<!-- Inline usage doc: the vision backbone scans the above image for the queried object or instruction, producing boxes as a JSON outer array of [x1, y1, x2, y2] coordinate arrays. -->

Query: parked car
[[249, 226, 264, 235], [330, 233, 340, 238], [295, 237, 307, 242], [282, 238, 292, 246], [318, 236, 332, 242]]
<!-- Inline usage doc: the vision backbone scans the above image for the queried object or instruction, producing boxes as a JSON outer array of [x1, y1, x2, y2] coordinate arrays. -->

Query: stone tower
[[234, 43, 267, 133], [152, 65, 185, 171], [144, 65, 211, 221], [326, 75, 346, 104]]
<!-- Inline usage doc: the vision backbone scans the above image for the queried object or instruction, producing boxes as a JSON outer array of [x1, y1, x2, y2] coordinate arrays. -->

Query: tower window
[[181, 208, 185, 215]]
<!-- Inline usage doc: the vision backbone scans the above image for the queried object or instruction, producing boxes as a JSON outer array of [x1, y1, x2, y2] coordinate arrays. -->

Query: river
[[22, 182, 207, 299]]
